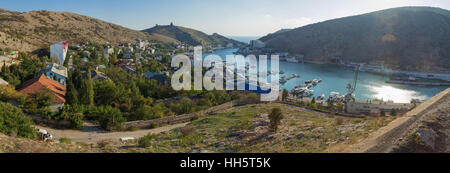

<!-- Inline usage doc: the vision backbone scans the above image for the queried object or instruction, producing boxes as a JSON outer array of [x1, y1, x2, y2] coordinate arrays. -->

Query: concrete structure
[[40, 63, 68, 85], [50, 41, 69, 66], [346, 101, 413, 115]]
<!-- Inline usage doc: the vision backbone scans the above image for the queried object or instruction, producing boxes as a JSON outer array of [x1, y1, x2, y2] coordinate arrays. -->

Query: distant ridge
[[0, 9, 176, 52], [260, 7, 450, 71], [142, 24, 245, 47]]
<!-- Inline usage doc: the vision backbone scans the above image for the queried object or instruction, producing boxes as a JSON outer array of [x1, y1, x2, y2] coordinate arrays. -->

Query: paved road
[[35, 122, 188, 143]]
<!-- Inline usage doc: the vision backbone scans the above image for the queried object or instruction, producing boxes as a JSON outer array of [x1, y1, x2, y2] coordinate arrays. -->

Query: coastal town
[[0, 3, 448, 156]]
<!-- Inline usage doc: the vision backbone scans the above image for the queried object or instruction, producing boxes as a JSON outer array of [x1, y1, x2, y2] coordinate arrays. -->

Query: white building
[[346, 101, 413, 115], [40, 63, 68, 85], [50, 41, 69, 66]]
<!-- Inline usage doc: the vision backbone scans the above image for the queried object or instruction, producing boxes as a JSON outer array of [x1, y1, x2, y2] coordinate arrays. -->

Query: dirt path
[[35, 122, 188, 143], [347, 88, 450, 153]]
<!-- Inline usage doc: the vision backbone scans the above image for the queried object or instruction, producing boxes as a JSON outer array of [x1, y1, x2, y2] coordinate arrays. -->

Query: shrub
[[0, 102, 37, 138], [178, 126, 195, 136], [149, 123, 158, 129], [179, 134, 203, 147], [68, 113, 84, 130], [59, 138, 71, 144], [335, 117, 344, 125], [138, 133, 156, 147], [390, 109, 397, 116], [380, 109, 386, 116], [269, 108, 284, 132]]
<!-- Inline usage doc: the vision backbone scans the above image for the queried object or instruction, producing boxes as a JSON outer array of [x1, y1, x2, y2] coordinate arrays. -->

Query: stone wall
[[123, 101, 236, 129]]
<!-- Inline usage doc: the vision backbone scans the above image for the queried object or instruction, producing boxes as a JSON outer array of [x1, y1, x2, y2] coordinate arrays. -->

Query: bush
[[179, 134, 203, 147], [149, 123, 158, 129], [269, 108, 284, 132], [98, 106, 126, 131], [380, 109, 386, 116], [59, 138, 71, 144], [138, 133, 156, 147], [390, 109, 397, 116], [0, 102, 37, 138], [335, 117, 344, 125], [68, 113, 84, 130]]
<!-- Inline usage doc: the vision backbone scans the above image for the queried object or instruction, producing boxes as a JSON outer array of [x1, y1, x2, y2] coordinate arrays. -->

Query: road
[[35, 122, 188, 143]]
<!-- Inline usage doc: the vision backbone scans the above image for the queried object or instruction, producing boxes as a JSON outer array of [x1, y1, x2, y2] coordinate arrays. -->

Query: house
[[50, 41, 68, 66], [82, 70, 111, 82], [121, 66, 135, 74], [144, 71, 168, 83], [104, 46, 114, 60], [18, 75, 66, 112], [40, 63, 68, 85], [346, 101, 413, 115], [0, 78, 8, 86]]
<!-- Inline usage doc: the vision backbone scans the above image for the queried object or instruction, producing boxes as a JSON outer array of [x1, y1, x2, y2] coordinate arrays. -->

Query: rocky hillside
[[0, 9, 176, 52], [260, 7, 450, 71], [142, 24, 245, 47]]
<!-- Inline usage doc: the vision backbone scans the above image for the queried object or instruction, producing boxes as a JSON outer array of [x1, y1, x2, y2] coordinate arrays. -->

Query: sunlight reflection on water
[[367, 85, 427, 103]]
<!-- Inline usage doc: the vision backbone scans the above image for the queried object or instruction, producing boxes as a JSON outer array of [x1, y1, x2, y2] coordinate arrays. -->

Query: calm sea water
[[204, 48, 448, 103]]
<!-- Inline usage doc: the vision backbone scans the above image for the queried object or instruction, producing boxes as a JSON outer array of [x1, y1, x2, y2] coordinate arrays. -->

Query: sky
[[1, 0, 449, 36]]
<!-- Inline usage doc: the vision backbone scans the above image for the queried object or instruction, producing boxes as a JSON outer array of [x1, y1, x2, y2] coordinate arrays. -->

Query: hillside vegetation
[[0, 9, 176, 52], [142, 24, 245, 47], [260, 7, 450, 71]]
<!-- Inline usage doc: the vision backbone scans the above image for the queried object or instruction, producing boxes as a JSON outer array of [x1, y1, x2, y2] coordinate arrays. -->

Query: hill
[[142, 24, 245, 47], [260, 7, 450, 71], [0, 10, 176, 52]]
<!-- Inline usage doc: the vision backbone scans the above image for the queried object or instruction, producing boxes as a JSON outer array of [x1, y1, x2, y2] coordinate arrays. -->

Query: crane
[[345, 64, 360, 103]]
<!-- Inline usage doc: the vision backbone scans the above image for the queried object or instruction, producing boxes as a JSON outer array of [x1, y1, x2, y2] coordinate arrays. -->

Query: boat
[[303, 89, 314, 97], [316, 94, 326, 100], [305, 80, 313, 85]]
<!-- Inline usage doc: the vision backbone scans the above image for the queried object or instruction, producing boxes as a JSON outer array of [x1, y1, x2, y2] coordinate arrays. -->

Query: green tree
[[269, 108, 284, 132], [94, 80, 118, 106], [0, 102, 37, 138], [282, 89, 289, 101], [81, 70, 94, 106]]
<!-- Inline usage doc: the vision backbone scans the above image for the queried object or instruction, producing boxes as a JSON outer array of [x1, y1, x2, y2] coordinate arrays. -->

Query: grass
[[129, 103, 396, 153]]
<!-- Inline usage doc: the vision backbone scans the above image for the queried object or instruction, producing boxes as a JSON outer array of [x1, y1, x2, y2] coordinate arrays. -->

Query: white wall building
[[50, 41, 68, 66]]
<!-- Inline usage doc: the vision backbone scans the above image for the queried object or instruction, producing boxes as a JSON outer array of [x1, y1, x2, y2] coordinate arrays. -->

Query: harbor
[[205, 48, 448, 103]]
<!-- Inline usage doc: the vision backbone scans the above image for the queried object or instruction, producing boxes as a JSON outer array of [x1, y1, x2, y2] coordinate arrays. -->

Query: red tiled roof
[[18, 75, 66, 103]]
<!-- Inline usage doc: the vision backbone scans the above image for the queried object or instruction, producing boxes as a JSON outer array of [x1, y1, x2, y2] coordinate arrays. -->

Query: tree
[[94, 80, 118, 106], [282, 89, 289, 101], [81, 70, 94, 106], [380, 109, 386, 116], [0, 102, 37, 138], [98, 106, 126, 131], [66, 72, 79, 105], [269, 108, 284, 132]]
